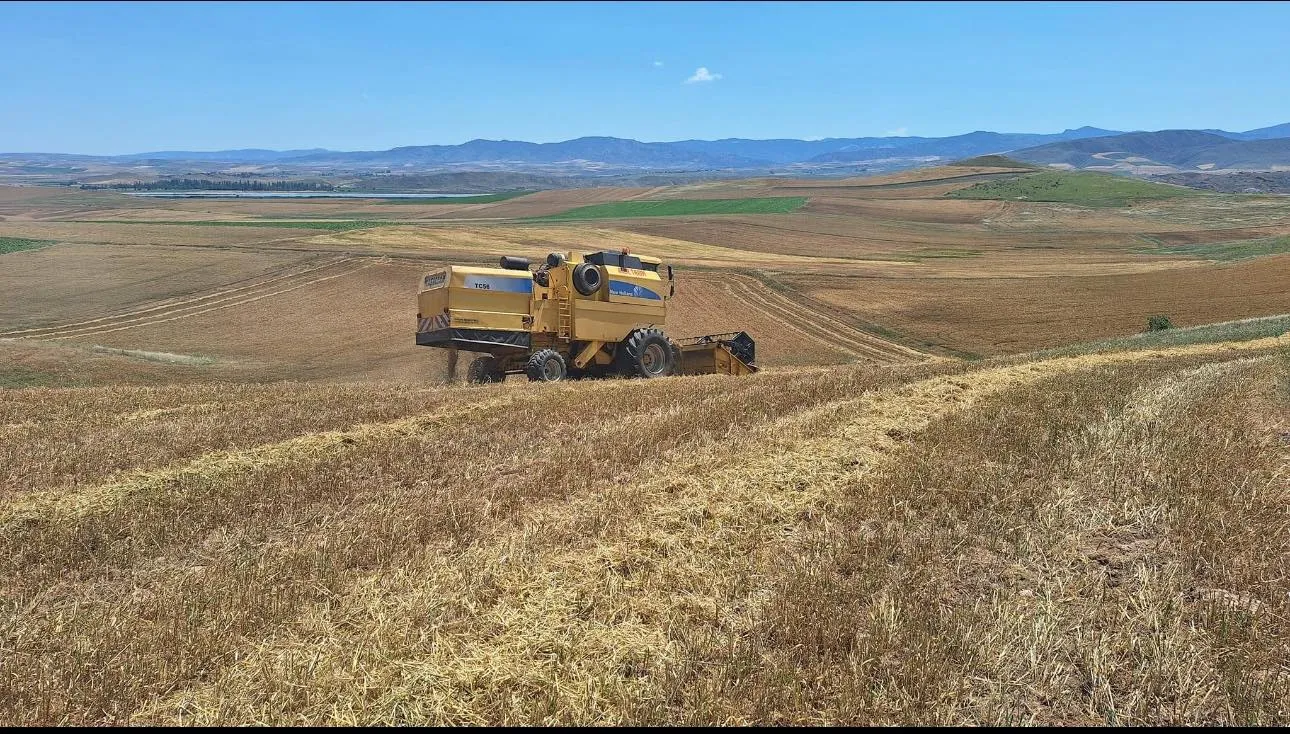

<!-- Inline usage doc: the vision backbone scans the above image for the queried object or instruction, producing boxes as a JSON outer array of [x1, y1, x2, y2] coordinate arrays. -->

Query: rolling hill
[[1012, 130, 1290, 171], [5, 123, 1290, 186], [806, 128, 1123, 163], [286, 136, 772, 169]]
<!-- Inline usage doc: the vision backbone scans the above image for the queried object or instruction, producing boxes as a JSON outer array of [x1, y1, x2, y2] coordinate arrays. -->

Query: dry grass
[[670, 353, 1290, 724], [0, 335, 1285, 724]]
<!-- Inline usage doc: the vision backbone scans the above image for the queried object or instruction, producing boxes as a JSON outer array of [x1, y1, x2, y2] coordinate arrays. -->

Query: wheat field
[[2, 334, 1286, 725]]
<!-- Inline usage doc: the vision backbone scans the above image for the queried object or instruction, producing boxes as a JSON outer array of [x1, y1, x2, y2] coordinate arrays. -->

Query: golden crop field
[[3, 168, 1290, 724], [1, 335, 1286, 724]]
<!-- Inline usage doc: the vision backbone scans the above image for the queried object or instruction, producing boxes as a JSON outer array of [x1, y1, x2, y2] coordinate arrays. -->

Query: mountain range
[[5, 123, 1290, 180]]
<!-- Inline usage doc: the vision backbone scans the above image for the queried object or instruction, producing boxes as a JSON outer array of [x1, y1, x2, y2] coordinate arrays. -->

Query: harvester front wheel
[[526, 349, 568, 382], [466, 356, 505, 384], [617, 328, 675, 379]]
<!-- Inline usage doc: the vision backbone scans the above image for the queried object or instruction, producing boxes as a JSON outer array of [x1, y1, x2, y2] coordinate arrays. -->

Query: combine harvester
[[416, 249, 757, 382]]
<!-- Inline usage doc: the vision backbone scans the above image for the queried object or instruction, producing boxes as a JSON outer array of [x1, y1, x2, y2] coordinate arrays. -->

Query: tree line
[[80, 178, 337, 191]]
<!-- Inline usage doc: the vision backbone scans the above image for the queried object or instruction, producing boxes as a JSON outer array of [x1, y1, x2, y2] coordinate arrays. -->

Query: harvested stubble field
[[1, 335, 1287, 724], [5, 162, 1290, 376], [5, 173, 1290, 724], [801, 253, 1290, 356]]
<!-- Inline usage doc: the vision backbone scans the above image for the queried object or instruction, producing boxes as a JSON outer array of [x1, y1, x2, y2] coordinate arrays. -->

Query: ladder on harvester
[[555, 285, 572, 341]]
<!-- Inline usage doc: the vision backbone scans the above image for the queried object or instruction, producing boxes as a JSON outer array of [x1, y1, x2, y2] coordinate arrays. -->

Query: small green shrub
[[1147, 315, 1174, 332]]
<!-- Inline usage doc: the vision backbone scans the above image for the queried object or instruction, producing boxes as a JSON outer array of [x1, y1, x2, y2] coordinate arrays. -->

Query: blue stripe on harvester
[[462, 275, 533, 293], [608, 280, 662, 300]]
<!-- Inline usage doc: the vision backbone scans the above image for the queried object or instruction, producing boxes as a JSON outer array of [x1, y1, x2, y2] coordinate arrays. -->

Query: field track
[[0, 257, 375, 341], [703, 273, 926, 363]]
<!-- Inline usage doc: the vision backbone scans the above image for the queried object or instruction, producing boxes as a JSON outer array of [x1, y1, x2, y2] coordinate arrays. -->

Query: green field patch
[[1138, 235, 1290, 262], [947, 170, 1199, 207], [950, 155, 1039, 169], [76, 219, 390, 232], [0, 236, 56, 254], [0, 366, 61, 389], [533, 196, 808, 221]]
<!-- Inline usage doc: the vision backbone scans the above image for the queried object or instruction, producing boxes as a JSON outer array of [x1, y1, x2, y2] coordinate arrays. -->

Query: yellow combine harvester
[[416, 249, 757, 382]]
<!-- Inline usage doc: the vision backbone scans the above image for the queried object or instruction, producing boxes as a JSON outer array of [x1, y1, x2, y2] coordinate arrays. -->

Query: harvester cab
[[415, 249, 757, 383]]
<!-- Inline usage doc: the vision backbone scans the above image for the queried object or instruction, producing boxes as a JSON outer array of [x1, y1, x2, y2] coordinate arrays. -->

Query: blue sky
[[3, 1, 1289, 154]]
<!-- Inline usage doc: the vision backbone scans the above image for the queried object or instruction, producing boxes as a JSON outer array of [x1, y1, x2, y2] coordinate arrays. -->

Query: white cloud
[[653, 60, 664, 67], [684, 67, 722, 84], [883, 127, 910, 137]]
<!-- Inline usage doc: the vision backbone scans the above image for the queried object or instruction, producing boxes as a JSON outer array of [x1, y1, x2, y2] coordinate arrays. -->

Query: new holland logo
[[607, 280, 661, 300], [418, 313, 451, 332]]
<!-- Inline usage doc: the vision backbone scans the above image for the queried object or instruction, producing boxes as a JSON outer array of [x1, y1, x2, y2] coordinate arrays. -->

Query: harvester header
[[416, 249, 757, 383]]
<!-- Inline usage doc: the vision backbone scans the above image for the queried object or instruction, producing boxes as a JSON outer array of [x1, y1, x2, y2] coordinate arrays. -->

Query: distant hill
[[1174, 138, 1290, 169], [1011, 130, 1290, 171], [807, 128, 1122, 163], [1151, 171, 1290, 195], [118, 149, 333, 162], [1203, 122, 1290, 141], [947, 169, 1199, 207], [340, 169, 758, 193], [287, 137, 770, 169], [951, 155, 1039, 169], [5, 122, 1289, 183]]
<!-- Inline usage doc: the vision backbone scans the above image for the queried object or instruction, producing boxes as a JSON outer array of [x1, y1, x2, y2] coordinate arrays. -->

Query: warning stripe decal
[[418, 313, 451, 333]]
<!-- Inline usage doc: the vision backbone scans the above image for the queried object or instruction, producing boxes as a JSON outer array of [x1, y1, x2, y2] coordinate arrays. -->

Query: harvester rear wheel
[[526, 349, 568, 382], [466, 356, 505, 384], [616, 328, 674, 379]]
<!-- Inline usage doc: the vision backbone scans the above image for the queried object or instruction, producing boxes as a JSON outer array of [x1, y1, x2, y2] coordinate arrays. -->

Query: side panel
[[448, 309, 529, 332], [449, 269, 533, 315], [417, 268, 452, 324], [418, 267, 534, 329], [572, 299, 665, 343], [606, 278, 664, 302], [569, 263, 668, 343]]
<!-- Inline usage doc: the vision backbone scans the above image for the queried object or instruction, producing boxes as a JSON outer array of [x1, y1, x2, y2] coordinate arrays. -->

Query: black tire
[[526, 349, 568, 382], [616, 328, 674, 379], [665, 336, 682, 376], [572, 263, 602, 296], [568, 363, 609, 380], [466, 356, 504, 384]]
